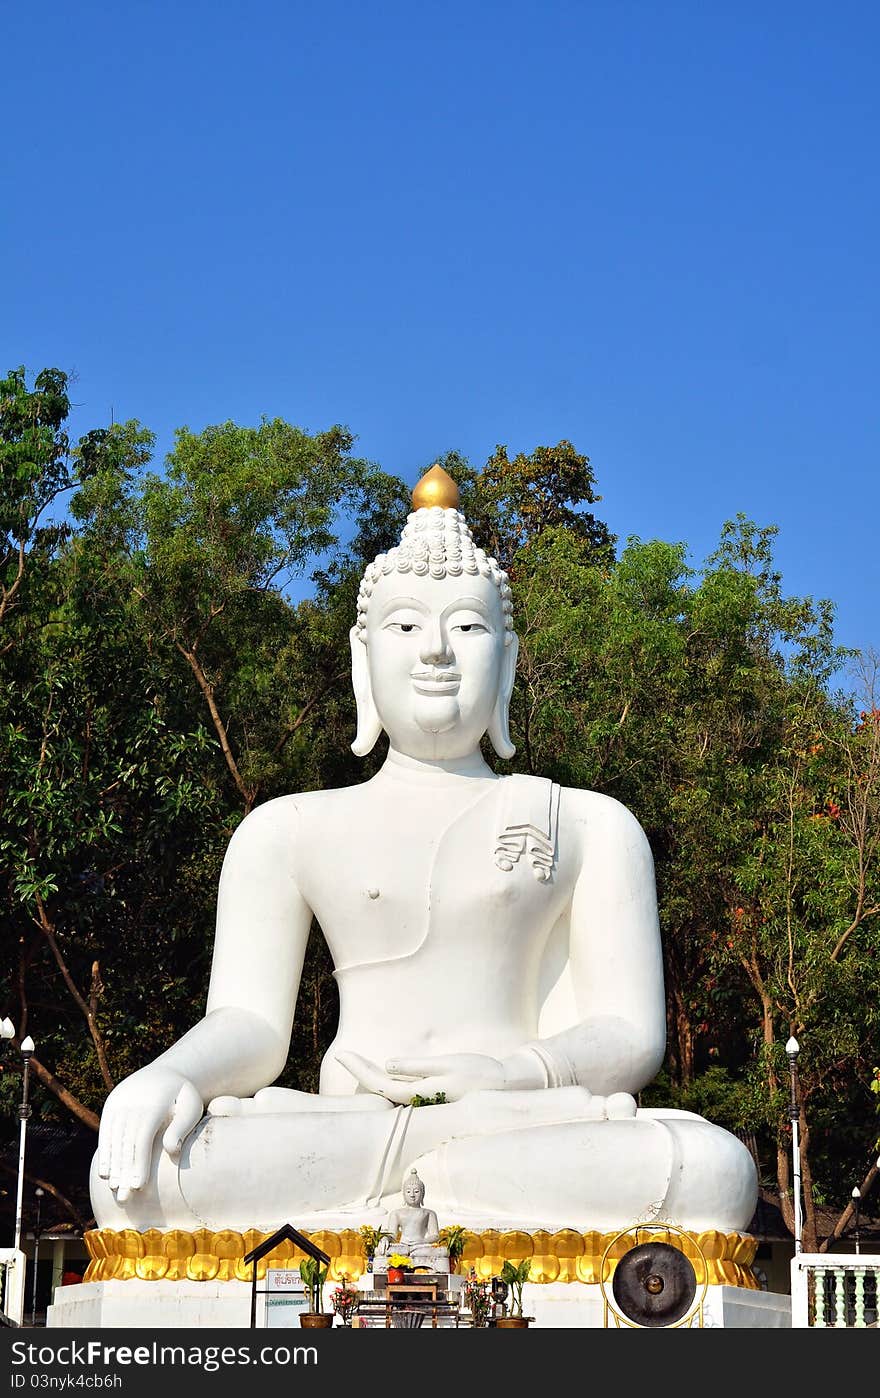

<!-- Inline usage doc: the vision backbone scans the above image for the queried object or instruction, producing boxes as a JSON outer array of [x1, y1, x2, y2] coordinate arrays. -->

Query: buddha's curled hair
[[354, 506, 514, 643]]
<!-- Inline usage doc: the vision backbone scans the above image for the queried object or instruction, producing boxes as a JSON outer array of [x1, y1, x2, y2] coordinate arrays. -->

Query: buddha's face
[[403, 1175, 425, 1206], [364, 569, 508, 760]]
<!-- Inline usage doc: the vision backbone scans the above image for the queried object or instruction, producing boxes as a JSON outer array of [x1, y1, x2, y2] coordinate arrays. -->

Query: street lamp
[[31, 1187, 44, 1327], [785, 1036, 803, 1255], [13, 1035, 35, 1255], [851, 1187, 861, 1257]]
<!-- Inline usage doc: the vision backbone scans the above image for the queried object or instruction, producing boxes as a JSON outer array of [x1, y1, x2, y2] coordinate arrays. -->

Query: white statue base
[[525, 1281, 791, 1328], [47, 1279, 790, 1329], [48, 1281, 256, 1330]]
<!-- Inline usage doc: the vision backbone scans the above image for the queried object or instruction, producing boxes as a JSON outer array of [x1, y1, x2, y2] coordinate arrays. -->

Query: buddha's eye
[[399, 624, 416, 633], [452, 621, 487, 634]]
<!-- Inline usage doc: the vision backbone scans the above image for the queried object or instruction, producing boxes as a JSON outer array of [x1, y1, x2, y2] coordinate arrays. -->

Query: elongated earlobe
[[488, 632, 518, 759], [350, 627, 383, 756]]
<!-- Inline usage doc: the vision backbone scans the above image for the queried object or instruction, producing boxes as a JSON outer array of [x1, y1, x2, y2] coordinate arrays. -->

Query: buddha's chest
[[297, 782, 571, 964]]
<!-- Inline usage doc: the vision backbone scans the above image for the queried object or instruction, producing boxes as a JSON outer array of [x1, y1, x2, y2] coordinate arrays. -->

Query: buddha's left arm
[[501, 791, 667, 1098]]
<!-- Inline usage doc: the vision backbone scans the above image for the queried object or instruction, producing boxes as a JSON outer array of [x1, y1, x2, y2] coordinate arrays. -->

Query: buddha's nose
[[420, 617, 453, 664]]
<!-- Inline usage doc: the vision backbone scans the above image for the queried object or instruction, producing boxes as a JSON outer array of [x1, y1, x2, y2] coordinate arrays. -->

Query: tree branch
[[270, 670, 348, 759], [830, 905, 880, 963], [5, 1044, 99, 1132], [0, 536, 26, 625], [0, 1160, 89, 1231], [819, 1156, 879, 1252], [33, 893, 114, 1092], [176, 643, 252, 808]]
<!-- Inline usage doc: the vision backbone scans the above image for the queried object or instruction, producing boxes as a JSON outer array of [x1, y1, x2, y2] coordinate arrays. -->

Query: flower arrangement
[[462, 1267, 492, 1327], [437, 1224, 467, 1272], [331, 1275, 359, 1326], [386, 1253, 414, 1270], [358, 1224, 392, 1267]]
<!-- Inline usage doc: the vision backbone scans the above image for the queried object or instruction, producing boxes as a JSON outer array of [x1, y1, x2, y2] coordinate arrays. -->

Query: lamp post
[[31, 1187, 44, 1327], [13, 1035, 35, 1255], [1, 1020, 19, 1235], [785, 1036, 803, 1255], [851, 1187, 861, 1257]]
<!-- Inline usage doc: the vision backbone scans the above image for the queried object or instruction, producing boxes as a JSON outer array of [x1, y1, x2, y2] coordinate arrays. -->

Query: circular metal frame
[[599, 1224, 709, 1329]]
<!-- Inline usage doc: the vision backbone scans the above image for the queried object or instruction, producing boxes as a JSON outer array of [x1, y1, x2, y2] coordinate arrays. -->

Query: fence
[[790, 1252, 879, 1328]]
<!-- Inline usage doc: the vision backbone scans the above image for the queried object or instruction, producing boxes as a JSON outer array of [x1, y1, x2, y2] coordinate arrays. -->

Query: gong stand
[[600, 1224, 708, 1329]]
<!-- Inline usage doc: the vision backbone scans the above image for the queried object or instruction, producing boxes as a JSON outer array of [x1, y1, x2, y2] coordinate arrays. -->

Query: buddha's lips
[[411, 670, 461, 694]]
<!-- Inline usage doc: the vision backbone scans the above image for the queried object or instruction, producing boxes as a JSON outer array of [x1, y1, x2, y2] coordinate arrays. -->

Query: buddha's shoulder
[[229, 784, 377, 841], [556, 784, 651, 847]]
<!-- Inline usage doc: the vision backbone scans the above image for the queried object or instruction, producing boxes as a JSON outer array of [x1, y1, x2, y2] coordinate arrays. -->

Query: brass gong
[[611, 1241, 698, 1327]]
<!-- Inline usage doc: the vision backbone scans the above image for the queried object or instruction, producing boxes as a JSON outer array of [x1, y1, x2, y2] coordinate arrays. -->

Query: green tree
[[505, 512, 878, 1245], [439, 439, 616, 572], [4, 387, 878, 1253], [73, 417, 375, 814], [0, 366, 77, 638]]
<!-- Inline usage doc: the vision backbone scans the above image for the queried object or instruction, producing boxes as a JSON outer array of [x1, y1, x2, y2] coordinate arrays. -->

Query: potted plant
[[331, 1274, 359, 1327], [355, 1230, 388, 1274], [496, 1259, 533, 1328], [299, 1256, 332, 1327], [358, 1224, 392, 1273], [385, 1252, 413, 1285], [461, 1267, 492, 1327], [438, 1224, 468, 1274]]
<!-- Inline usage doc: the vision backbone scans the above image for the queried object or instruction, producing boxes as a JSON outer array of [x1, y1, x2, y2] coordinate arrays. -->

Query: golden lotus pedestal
[[45, 1223, 791, 1329]]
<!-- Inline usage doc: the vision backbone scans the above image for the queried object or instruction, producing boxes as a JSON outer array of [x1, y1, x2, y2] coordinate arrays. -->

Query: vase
[[387, 1266, 405, 1284], [495, 1315, 531, 1328], [299, 1312, 334, 1328]]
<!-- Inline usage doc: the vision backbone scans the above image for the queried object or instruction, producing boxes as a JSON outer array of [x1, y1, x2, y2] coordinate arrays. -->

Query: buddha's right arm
[[97, 796, 312, 1198]]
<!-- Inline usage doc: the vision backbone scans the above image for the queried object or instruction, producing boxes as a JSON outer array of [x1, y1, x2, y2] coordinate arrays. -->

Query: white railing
[[791, 1252, 879, 1328], [0, 1248, 26, 1327]]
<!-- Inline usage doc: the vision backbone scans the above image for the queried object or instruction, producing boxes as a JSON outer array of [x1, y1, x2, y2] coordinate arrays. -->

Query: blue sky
[[3, 1, 877, 682]]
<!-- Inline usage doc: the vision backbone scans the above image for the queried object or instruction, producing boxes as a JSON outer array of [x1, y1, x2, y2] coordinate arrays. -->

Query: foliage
[[299, 1255, 329, 1313], [358, 1224, 392, 1262], [2, 362, 878, 1255], [441, 440, 615, 572], [499, 1258, 531, 1316], [409, 1091, 447, 1107], [504, 513, 877, 1245], [1, 366, 79, 634], [437, 1224, 467, 1264]]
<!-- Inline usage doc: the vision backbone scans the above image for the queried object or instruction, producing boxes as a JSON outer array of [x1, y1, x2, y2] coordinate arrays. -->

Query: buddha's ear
[[488, 631, 518, 759], [350, 627, 383, 757]]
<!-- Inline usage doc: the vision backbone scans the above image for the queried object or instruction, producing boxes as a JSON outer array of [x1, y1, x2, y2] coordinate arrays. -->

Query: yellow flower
[[387, 1253, 413, 1269]]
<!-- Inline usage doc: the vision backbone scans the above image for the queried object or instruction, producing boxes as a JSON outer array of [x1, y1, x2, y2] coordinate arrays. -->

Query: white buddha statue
[[374, 1168, 448, 1273], [90, 465, 757, 1238]]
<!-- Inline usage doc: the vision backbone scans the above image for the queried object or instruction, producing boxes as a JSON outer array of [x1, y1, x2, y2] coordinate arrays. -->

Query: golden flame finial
[[411, 463, 460, 511]]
